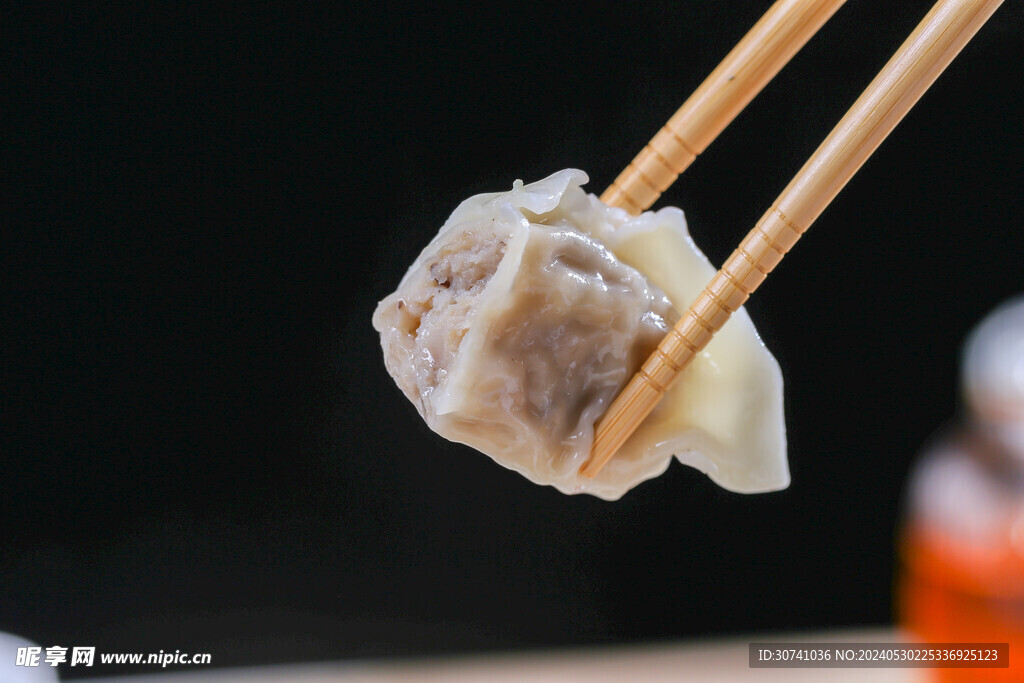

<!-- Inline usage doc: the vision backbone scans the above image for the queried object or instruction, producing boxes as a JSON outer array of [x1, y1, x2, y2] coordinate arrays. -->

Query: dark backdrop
[[5, 1, 1023, 677]]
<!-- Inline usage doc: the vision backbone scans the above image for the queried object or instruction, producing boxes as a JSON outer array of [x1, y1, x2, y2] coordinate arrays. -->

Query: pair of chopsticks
[[582, 0, 1005, 478]]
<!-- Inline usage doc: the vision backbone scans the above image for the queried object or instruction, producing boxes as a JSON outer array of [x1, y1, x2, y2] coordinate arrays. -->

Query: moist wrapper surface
[[373, 169, 788, 500]]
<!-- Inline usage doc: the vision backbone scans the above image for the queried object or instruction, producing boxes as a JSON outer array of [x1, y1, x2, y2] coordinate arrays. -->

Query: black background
[[4, 1, 1023, 677]]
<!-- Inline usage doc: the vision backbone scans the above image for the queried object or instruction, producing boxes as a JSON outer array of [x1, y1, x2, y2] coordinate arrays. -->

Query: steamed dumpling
[[373, 169, 788, 500]]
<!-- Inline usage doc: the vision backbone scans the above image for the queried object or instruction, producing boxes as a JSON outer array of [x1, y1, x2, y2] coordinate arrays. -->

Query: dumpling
[[372, 169, 788, 500]]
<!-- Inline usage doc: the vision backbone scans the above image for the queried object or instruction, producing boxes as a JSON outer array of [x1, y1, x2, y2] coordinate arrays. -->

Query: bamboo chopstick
[[602, 0, 847, 216], [582, 0, 1005, 479]]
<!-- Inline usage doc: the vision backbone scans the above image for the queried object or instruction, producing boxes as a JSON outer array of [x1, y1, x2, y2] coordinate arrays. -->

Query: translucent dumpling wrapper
[[372, 169, 788, 500]]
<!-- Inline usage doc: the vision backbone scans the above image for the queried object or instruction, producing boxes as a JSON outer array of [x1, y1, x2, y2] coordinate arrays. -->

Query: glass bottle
[[898, 295, 1024, 682]]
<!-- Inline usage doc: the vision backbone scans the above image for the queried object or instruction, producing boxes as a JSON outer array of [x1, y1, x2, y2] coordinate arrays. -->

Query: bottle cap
[[963, 295, 1024, 425]]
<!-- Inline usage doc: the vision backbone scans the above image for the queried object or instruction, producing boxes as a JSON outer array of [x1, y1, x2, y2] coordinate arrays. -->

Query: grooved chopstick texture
[[601, 0, 847, 215], [582, 0, 1006, 478]]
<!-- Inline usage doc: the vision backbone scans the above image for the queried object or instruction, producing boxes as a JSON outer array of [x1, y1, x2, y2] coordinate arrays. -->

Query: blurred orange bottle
[[899, 296, 1024, 682]]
